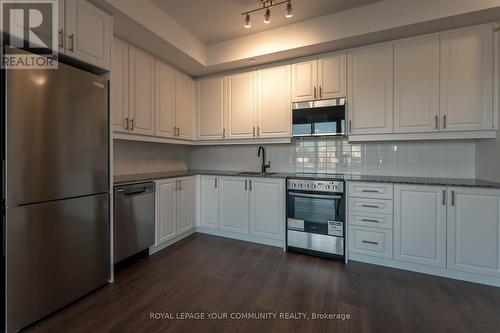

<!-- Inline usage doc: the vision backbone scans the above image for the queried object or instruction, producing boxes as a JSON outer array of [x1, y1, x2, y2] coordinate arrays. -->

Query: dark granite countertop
[[345, 174, 500, 189], [114, 170, 500, 189], [114, 169, 293, 185]]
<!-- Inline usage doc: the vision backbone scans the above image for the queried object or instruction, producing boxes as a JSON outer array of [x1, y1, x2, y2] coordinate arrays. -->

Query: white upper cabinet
[[440, 25, 494, 132], [155, 59, 176, 138], [447, 187, 500, 276], [348, 43, 394, 134], [199, 176, 220, 229], [257, 65, 291, 138], [128, 45, 155, 136], [175, 72, 195, 140], [197, 77, 225, 140], [292, 53, 346, 102], [318, 53, 347, 99], [219, 177, 249, 234], [249, 178, 285, 241], [227, 72, 257, 139], [394, 185, 447, 267], [394, 35, 440, 133], [292, 60, 317, 102], [112, 37, 129, 133], [64, 0, 111, 70]]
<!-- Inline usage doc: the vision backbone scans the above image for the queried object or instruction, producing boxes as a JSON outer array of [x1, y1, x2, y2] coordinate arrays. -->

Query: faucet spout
[[257, 146, 271, 173]]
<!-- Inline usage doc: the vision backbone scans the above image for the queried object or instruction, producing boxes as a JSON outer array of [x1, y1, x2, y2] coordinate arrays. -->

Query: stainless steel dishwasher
[[114, 182, 155, 263]]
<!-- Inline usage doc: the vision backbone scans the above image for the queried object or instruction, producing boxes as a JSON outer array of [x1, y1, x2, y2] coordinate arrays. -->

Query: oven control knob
[[325, 185, 330, 189], [312, 185, 316, 189], [298, 184, 303, 188], [305, 184, 309, 188], [332, 185, 337, 190]]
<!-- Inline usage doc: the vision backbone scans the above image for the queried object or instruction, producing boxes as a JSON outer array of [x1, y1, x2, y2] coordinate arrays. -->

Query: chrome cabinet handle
[[179, 180, 182, 191], [130, 119, 134, 131], [443, 115, 447, 129], [257, 126, 260, 137], [245, 180, 248, 191], [173, 126, 177, 136], [362, 240, 379, 245], [361, 218, 379, 223], [68, 33, 75, 52], [125, 117, 129, 130], [314, 86, 317, 99], [319, 86, 323, 98], [249, 180, 252, 191], [58, 29, 64, 48], [435, 115, 439, 130], [223, 128, 226, 138], [349, 120, 352, 133], [451, 190, 455, 206], [177, 127, 180, 136], [361, 204, 380, 209], [253, 126, 256, 137], [215, 178, 218, 189], [442, 190, 446, 206], [361, 189, 379, 193]]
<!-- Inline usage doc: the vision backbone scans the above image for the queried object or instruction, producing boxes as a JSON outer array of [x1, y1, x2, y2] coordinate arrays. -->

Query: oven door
[[287, 191, 345, 236]]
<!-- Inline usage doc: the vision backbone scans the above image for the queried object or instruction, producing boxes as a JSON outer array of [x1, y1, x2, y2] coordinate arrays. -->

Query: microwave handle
[[289, 192, 341, 200]]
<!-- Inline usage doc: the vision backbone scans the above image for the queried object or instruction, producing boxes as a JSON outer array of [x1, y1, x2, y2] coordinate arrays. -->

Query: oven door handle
[[288, 192, 342, 200]]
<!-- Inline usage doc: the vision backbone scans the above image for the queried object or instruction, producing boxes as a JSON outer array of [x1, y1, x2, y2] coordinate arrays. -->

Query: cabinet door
[[197, 77, 225, 140], [348, 44, 394, 134], [177, 177, 194, 234], [112, 37, 129, 133], [175, 71, 194, 140], [219, 177, 249, 234], [199, 176, 219, 229], [394, 185, 447, 267], [58, 0, 65, 53], [128, 45, 155, 135], [156, 180, 177, 244], [318, 53, 346, 99], [65, 0, 111, 70], [291, 60, 317, 102], [440, 25, 494, 131], [257, 66, 291, 138], [447, 187, 500, 276], [394, 36, 440, 133], [227, 72, 257, 139], [249, 178, 284, 241], [155, 59, 176, 138]]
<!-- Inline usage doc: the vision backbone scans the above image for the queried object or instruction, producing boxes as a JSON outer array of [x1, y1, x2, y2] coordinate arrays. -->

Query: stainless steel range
[[286, 174, 346, 260]]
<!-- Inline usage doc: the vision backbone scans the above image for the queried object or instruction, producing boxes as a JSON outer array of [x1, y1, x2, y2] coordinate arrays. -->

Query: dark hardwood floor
[[25, 234, 500, 333]]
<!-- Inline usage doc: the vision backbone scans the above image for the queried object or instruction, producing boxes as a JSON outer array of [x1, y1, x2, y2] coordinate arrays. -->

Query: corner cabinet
[[155, 177, 195, 246], [393, 185, 447, 267], [175, 72, 195, 140], [61, 0, 111, 70], [155, 59, 176, 138], [347, 43, 394, 134], [226, 73, 258, 139], [447, 187, 500, 277], [440, 25, 494, 132], [196, 77, 225, 140]]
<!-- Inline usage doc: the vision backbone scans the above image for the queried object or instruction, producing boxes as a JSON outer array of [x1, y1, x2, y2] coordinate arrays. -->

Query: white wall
[[113, 140, 190, 175], [190, 139, 476, 179]]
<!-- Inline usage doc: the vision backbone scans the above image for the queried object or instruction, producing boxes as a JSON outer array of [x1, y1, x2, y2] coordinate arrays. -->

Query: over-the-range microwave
[[292, 98, 346, 137]]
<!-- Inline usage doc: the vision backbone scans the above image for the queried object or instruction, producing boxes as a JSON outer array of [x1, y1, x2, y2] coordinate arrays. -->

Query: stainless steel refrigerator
[[2, 50, 110, 332]]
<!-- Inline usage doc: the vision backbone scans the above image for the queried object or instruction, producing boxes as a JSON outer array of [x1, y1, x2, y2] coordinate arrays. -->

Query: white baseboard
[[149, 229, 196, 255], [196, 227, 285, 248], [349, 253, 500, 287]]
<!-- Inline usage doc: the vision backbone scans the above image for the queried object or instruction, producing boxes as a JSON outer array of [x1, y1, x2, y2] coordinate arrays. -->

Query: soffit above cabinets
[[97, 0, 500, 76]]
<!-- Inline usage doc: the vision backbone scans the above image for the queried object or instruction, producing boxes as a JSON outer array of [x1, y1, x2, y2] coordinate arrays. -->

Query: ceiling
[[151, 0, 382, 45]]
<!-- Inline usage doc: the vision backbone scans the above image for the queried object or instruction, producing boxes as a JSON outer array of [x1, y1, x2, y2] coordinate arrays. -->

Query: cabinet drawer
[[348, 197, 393, 215], [348, 211, 393, 229], [348, 182, 393, 199], [348, 226, 393, 258]]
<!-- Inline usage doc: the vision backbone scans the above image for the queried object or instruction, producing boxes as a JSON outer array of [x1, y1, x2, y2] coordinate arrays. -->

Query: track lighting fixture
[[241, 0, 293, 28]]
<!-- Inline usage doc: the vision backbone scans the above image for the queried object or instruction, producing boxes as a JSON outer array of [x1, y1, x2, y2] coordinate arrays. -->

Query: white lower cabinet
[[447, 187, 500, 277], [348, 226, 393, 258], [155, 177, 195, 246], [198, 175, 285, 245], [249, 178, 285, 241], [394, 185, 447, 267], [199, 175, 219, 229]]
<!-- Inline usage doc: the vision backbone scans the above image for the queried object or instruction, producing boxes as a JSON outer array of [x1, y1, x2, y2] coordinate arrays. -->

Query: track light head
[[264, 8, 271, 24], [244, 13, 251, 28], [285, 1, 293, 18]]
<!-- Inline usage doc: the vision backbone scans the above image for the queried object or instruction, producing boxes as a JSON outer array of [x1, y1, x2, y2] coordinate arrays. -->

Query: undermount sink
[[236, 171, 276, 176]]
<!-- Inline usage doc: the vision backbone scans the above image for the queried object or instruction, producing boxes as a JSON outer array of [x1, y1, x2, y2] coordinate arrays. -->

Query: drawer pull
[[361, 218, 379, 223], [361, 189, 379, 193], [362, 240, 379, 245], [361, 204, 380, 208]]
